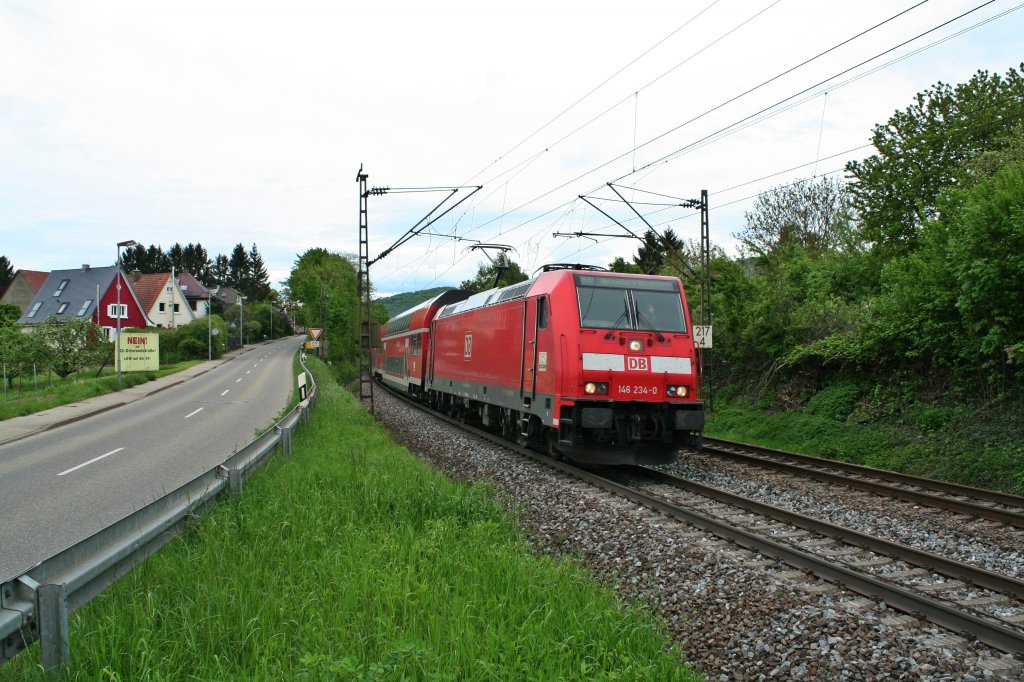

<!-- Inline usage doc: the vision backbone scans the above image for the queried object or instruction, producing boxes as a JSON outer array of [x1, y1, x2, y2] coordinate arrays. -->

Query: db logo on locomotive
[[464, 332, 473, 359], [627, 356, 650, 371]]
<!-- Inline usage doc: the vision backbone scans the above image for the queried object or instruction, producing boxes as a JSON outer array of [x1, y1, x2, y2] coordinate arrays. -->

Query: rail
[[702, 438, 1024, 528], [377, 383, 1024, 655], [0, 354, 318, 673]]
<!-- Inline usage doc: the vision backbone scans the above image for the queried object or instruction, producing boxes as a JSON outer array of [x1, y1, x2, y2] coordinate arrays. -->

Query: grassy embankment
[[705, 384, 1024, 495], [7, 357, 697, 680], [0, 360, 203, 421]]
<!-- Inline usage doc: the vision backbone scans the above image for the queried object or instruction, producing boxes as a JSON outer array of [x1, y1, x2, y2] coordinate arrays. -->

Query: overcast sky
[[1, 0, 1022, 297]]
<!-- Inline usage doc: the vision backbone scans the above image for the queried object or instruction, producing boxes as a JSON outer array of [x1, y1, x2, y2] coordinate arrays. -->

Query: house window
[[53, 279, 69, 296], [173, 303, 180, 313], [27, 301, 42, 318], [190, 300, 198, 311], [57, 302, 69, 314], [77, 300, 92, 317], [159, 302, 166, 312], [107, 303, 127, 319]]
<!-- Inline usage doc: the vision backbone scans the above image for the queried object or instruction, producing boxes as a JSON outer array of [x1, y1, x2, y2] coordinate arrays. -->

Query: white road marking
[[58, 448, 124, 476], [220, 389, 230, 396], [236, 378, 242, 383], [246, 370, 251, 375], [184, 407, 204, 419]]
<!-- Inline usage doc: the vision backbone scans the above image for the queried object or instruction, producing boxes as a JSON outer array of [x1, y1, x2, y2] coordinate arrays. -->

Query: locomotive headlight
[[584, 382, 608, 395], [667, 385, 689, 398], [585, 382, 597, 394], [628, 339, 643, 352]]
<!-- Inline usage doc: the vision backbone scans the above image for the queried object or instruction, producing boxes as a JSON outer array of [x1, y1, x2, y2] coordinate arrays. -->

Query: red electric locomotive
[[377, 265, 704, 465]]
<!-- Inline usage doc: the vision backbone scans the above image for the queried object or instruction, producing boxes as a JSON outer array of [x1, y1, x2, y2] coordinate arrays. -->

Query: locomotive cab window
[[575, 275, 686, 333], [537, 296, 548, 329]]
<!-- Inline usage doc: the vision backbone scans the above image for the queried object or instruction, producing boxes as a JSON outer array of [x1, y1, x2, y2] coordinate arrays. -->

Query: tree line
[[1, 242, 274, 305], [119, 242, 273, 302], [686, 63, 1024, 406], [448, 64, 1024, 408], [272, 63, 1024, 405], [0, 240, 289, 386]]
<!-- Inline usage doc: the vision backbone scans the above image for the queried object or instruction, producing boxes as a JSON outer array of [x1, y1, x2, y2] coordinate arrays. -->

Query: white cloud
[[1, 0, 1022, 295]]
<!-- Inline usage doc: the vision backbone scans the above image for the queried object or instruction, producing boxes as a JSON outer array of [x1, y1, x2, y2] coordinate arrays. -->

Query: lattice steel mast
[[354, 165, 482, 413]]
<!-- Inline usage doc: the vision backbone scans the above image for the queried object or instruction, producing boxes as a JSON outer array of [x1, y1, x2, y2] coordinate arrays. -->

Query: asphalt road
[[0, 335, 306, 582]]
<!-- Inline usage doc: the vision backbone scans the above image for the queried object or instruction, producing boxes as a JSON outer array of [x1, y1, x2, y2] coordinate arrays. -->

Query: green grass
[[706, 392, 1024, 495], [0, 361, 202, 421], [7, 358, 697, 681]]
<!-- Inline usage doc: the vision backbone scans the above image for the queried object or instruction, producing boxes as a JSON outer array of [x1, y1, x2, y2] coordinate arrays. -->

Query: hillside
[[376, 286, 454, 318]]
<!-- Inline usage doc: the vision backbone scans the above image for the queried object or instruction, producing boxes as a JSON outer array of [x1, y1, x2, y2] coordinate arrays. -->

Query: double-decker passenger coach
[[375, 290, 471, 397]]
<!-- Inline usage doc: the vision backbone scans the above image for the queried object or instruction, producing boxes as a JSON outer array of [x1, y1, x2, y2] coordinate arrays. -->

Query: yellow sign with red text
[[116, 332, 160, 371]]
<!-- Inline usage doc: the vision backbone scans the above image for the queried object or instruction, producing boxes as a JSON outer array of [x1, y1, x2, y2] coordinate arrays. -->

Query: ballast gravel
[[665, 454, 1024, 581], [371, 390, 1024, 681]]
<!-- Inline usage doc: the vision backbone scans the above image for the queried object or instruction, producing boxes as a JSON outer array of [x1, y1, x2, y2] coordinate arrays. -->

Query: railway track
[[702, 437, 1024, 529], [374, 384, 1024, 655], [614, 465, 1024, 655]]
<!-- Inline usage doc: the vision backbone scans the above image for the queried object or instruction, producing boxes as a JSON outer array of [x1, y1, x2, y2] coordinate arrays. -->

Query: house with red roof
[[1, 269, 50, 313], [129, 271, 195, 328], [18, 265, 153, 339]]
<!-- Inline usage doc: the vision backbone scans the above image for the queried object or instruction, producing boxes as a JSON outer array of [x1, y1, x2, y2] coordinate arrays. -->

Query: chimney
[[82, 264, 90, 271]]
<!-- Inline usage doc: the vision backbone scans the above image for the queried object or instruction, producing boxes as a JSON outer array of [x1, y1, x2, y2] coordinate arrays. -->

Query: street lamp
[[238, 294, 246, 347], [207, 297, 212, 361], [115, 239, 138, 388]]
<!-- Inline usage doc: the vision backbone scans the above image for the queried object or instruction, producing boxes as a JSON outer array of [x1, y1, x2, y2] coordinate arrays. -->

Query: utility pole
[[319, 283, 328, 362], [355, 165, 483, 414], [357, 166, 374, 409]]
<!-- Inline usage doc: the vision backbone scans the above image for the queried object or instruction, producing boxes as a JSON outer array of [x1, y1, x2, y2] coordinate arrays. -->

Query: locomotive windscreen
[[574, 275, 687, 333]]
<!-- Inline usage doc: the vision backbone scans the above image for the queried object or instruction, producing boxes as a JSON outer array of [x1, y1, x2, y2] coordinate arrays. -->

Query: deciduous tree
[[846, 64, 1024, 259], [459, 253, 528, 293], [736, 177, 852, 257], [285, 248, 359, 373], [37, 316, 110, 378]]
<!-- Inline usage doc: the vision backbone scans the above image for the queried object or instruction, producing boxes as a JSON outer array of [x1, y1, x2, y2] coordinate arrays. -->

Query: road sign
[[305, 341, 320, 349], [309, 328, 324, 340]]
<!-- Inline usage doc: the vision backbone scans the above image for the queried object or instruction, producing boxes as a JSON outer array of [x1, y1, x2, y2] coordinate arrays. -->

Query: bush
[[805, 382, 862, 422], [155, 316, 229, 364]]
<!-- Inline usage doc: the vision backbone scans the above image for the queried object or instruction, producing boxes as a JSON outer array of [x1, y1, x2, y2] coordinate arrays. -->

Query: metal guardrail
[[1, 356, 318, 673]]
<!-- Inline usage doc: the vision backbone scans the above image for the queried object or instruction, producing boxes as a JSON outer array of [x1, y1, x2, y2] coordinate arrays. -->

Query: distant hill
[[376, 287, 455, 318]]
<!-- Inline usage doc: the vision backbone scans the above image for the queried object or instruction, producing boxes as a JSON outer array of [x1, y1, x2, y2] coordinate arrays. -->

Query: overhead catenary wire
[[488, 0, 1009, 255], [462, 0, 786, 215], [615, 0, 998, 182], [449, 0, 947, 246], [460, 0, 724, 187], [447, 0, 787, 240], [375, 2, 1017, 292], [375, 1, 847, 286]]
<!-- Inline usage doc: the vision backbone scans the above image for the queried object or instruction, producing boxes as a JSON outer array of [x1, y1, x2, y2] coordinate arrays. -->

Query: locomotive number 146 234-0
[[615, 384, 658, 396]]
